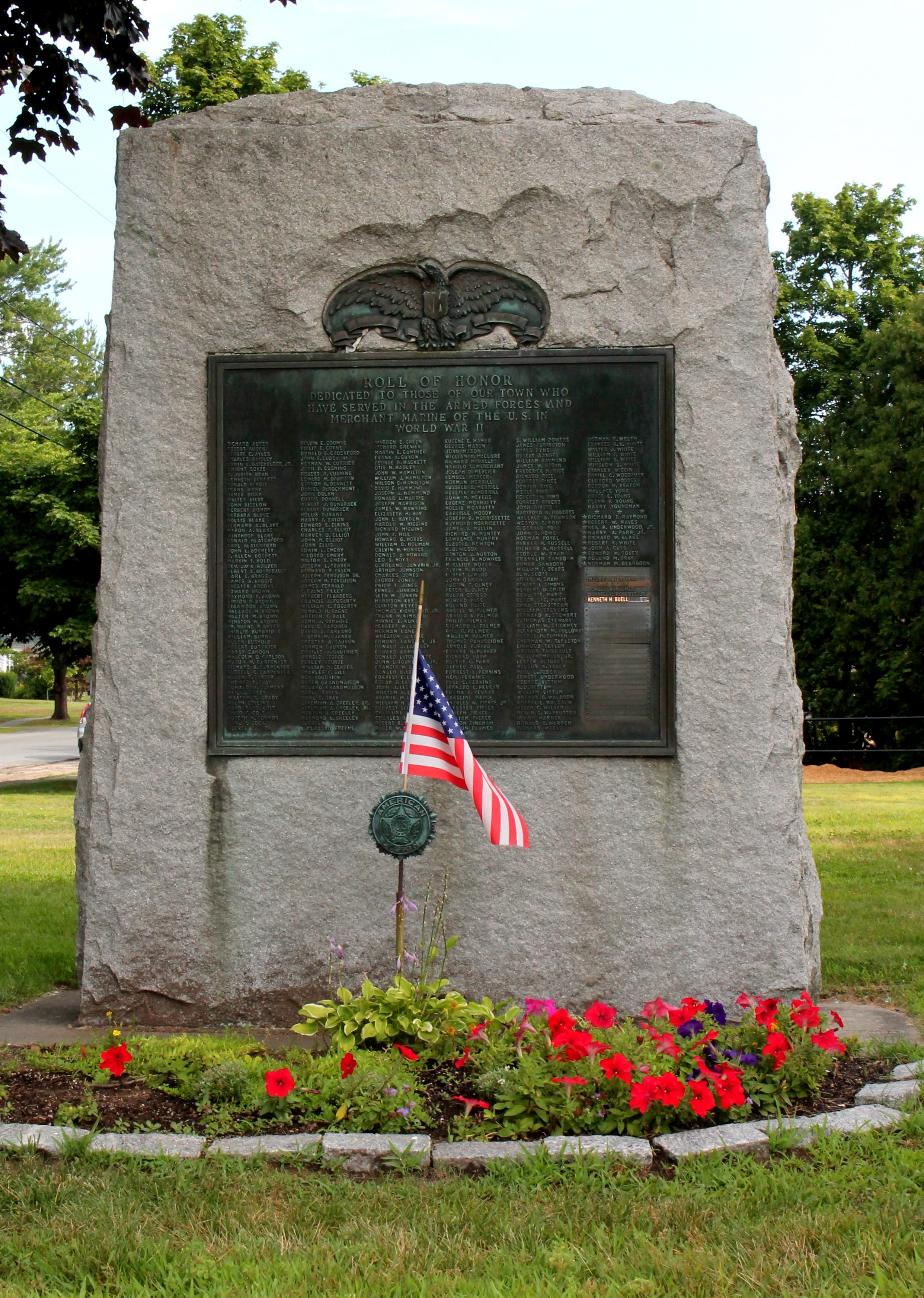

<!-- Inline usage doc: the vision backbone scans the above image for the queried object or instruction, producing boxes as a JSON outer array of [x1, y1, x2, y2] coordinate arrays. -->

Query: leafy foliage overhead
[[0, 1, 297, 260], [774, 183, 924, 427], [140, 12, 311, 122]]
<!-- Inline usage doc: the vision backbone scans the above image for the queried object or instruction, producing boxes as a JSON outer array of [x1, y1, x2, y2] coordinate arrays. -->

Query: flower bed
[[0, 986, 868, 1142]]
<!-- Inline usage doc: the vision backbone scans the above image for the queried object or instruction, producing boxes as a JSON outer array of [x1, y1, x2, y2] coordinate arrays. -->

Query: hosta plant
[[293, 974, 517, 1057]]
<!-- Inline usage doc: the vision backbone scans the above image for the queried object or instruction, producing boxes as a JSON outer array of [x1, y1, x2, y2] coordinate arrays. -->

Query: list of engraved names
[[212, 354, 670, 751]]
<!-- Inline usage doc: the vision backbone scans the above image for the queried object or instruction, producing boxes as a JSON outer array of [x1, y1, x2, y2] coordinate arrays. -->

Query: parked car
[[77, 700, 91, 752]]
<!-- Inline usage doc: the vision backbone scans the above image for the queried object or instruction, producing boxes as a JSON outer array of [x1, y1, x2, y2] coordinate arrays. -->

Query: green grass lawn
[[804, 783, 924, 1021], [0, 1116, 922, 1298], [1, 777, 922, 1298], [0, 697, 83, 731], [0, 779, 78, 1008]]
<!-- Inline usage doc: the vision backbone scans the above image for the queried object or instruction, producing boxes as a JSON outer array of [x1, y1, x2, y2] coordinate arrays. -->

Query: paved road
[[0, 727, 80, 769]]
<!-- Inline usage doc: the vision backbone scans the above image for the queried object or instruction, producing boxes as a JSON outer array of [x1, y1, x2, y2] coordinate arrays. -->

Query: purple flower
[[704, 999, 727, 1025], [384, 1087, 398, 1096], [396, 1103, 414, 1118], [390, 896, 419, 917], [328, 937, 346, 961], [677, 1018, 703, 1038], [724, 1048, 760, 1067]]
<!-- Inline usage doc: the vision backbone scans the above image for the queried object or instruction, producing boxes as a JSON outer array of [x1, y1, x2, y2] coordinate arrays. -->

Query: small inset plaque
[[208, 349, 674, 755]]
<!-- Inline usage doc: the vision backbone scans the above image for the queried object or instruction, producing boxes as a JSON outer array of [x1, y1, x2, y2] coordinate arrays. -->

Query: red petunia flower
[[650, 1072, 686, 1108], [629, 1077, 655, 1113], [551, 1075, 588, 1098], [453, 1045, 471, 1070], [340, 1052, 357, 1079], [693, 1054, 723, 1082], [452, 1095, 490, 1117], [762, 1031, 790, 1071], [735, 992, 752, 1009], [754, 997, 781, 1027], [713, 1067, 746, 1110], [551, 1027, 603, 1061], [393, 1043, 419, 1061], [598, 1052, 633, 1084], [811, 1030, 846, 1055], [584, 1000, 618, 1029], [640, 996, 676, 1021], [647, 1028, 682, 1060], [264, 1067, 296, 1098], [547, 1008, 575, 1036], [99, 1044, 133, 1077], [667, 997, 707, 1028], [790, 990, 821, 1030], [830, 1010, 845, 1029], [688, 1078, 716, 1117], [468, 1022, 489, 1041]]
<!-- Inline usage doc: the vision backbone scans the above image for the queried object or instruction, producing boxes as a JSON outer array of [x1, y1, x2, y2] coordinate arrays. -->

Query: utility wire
[[4, 306, 97, 362], [0, 407, 72, 453], [39, 163, 115, 227], [0, 374, 70, 418]]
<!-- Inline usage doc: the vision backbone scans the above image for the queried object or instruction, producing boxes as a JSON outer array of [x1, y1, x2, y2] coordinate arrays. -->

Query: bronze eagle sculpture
[[322, 258, 550, 351]]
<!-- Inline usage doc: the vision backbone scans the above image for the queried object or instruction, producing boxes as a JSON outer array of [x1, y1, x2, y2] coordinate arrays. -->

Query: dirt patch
[[803, 763, 924, 783], [0, 761, 79, 785], [2, 1069, 198, 1130]]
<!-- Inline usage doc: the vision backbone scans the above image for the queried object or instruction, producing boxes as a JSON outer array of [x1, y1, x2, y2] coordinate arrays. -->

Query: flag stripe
[[400, 649, 529, 848]]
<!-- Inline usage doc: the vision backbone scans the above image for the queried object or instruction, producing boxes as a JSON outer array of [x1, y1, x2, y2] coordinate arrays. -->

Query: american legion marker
[[76, 84, 821, 1024]]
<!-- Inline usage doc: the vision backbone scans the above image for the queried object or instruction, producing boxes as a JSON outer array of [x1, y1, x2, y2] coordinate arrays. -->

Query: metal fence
[[803, 715, 924, 755]]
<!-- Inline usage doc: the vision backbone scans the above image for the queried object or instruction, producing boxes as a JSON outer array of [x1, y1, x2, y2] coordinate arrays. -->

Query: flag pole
[[396, 578, 425, 972]]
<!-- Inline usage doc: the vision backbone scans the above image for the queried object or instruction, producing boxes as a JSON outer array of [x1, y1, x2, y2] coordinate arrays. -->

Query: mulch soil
[[803, 763, 924, 783], [0, 1050, 894, 1137]]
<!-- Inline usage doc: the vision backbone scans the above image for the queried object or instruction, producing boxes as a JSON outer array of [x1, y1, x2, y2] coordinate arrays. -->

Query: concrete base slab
[[819, 1001, 921, 1044]]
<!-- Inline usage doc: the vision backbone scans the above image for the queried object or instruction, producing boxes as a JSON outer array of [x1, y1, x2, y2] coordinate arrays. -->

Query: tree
[[0, 242, 102, 718], [774, 184, 924, 428], [0, 2, 297, 260], [775, 184, 924, 760], [140, 12, 310, 122]]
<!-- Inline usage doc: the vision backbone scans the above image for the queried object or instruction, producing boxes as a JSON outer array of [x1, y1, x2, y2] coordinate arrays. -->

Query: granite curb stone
[[0, 1122, 90, 1152], [854, 1080, 922, 1109], [207, 1134, 322, 1158], [653, 1122, 770, 1162], [543, 1135, 653, 1166], [88, 1133, 206, 1158], [891, 1060, 924, 1080], [431, 1140, 542, 1170], [321, 1132, 431, 1172], [758, 1104, 904, 1147]]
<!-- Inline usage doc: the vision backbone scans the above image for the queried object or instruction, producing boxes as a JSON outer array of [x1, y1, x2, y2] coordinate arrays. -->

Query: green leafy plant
[[53, 1090, 100, 1128], [293, 974, 514, 1057], [131, 1034, 267, 1100]]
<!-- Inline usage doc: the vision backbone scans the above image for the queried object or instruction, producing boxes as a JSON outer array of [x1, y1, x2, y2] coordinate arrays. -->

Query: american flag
[[399, 651, 529, 848]]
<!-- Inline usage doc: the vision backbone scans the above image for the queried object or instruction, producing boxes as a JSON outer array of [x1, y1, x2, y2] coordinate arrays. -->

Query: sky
[[4, 0, 923, 337]]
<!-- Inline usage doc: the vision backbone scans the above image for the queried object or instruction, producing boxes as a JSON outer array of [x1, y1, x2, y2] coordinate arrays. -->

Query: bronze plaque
[[208, 350, 674, 755]]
